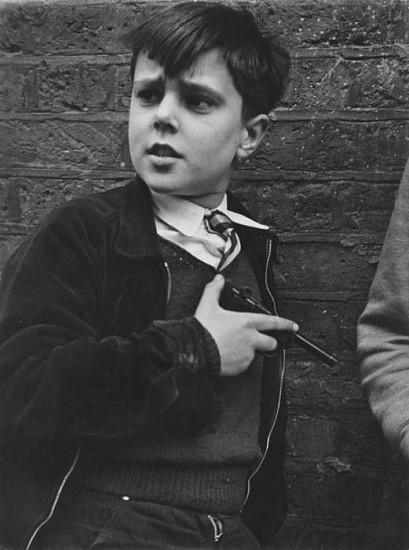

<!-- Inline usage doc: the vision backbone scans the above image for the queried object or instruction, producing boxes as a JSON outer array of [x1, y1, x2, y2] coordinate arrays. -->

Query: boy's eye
[[185, 95, 214, 113], [136, 88, 161, 105]]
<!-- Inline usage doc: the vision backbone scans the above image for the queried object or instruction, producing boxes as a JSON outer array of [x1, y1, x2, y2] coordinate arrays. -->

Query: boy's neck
[[179, 192, 225, 210]]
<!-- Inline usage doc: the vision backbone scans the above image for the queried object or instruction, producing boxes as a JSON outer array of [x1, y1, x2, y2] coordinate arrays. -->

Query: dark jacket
[[0, 177, 288, 549]]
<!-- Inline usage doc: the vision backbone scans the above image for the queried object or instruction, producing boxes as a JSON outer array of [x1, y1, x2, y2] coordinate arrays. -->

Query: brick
[[0, 64, 36, 111], [285, 467, 382, 521], [285, 467, 386, 522], [0, 177, 128, 269], [271, 519, 372, 550], [286, 56, 355, 110], [273, 513, 409, 550], [277, 298, 344, 352], [285, 358, 364, 411], [278, 296, 364, 353], [0, 2, 143, 56], [114, 65, 132, 112], [287, 56, 409, 110], [15, 177, 122, 226], [0, 180, 21, 222], [284, 417, 399, 511], [251, 0, 405, 48], [343, 57, 409, 108], [0, 235, 24, 271], [0, 1, 404, 57], [255, 180, 399, 233], [0, 120, 126, 168], [245, 120, 409, 174], [281, 441, 409, 546], [286, 415, 339, 460], [0, 62, 116, 113], [288, 411, 402, 473], [274, 241, 377, 292], [0, 60, 133, 113], [36, 63, 113, 112]]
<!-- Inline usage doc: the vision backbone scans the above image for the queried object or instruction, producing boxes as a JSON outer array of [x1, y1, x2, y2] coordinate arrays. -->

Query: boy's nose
[[153, 95, 179, 132]]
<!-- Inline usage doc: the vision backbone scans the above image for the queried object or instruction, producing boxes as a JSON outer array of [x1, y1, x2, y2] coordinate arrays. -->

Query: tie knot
[[205, 210, 234, 239], [205, 210, 241, 271]]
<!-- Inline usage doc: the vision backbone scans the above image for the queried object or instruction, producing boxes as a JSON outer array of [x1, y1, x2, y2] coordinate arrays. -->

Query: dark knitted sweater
[[85, 239, 264, 514]]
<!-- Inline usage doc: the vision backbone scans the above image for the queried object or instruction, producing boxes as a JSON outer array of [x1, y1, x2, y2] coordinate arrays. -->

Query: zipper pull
[[207, 514, 224, 543]]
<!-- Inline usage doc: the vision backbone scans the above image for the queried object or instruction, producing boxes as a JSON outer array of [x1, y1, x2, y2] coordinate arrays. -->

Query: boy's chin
[[140, 178, 177, 195], [137, 171, 190, 196]]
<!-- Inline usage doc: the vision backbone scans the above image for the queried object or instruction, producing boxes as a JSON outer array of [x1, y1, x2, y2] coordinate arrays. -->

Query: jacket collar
[[115, 176, 278, 260], [115, 176, 160, 259], [227, 190, 279, 262]]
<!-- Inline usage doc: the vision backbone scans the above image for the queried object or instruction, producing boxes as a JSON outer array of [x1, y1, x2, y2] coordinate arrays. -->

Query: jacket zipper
[[240, 237, 286, 513], [163, 261, 172, 305], [25, 447, 82, 550]]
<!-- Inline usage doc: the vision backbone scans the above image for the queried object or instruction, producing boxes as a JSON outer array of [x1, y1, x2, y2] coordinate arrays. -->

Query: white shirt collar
[[150, 190, 269, 235]]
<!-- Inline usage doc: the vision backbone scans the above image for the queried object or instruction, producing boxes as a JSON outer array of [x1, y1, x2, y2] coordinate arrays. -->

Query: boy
[[0, 2, 296, 549]]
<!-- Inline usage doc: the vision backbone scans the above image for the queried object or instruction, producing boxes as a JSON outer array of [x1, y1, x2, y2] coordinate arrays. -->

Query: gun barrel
[[226, 283, 337, 366], [294, 333, 337, 367]]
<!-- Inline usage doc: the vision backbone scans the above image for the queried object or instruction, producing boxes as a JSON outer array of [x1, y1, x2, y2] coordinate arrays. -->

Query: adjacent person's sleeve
[[358, 157, 409, 460], [0, 202, 221, 443]]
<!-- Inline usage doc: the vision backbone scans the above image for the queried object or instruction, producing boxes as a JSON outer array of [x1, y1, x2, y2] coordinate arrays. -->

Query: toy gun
[[220, 280, 337, 367]]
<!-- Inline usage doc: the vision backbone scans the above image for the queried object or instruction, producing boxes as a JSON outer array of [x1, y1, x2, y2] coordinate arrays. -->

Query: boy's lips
[[147, 143, 182, 159]]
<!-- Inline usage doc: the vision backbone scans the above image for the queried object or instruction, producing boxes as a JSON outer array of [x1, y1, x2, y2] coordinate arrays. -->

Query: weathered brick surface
[[286, 358, 366, 410], [1, 0, 409, 548], [3, 0, 402, 56], [0, 120, 127, 168], [251, 119, 409, 172], [288, 55, 409, 109], [254, 179, 399, 232], [0, 2, 140, 56], [278, 297, 362, 352], [275, 242, 378, 292], [0, 176, 125, 226], [250, 0, 407, 48], [0, 235, 24, 271]]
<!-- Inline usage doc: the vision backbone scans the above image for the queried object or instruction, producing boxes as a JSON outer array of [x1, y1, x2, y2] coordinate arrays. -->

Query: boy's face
[[128, 49, 266, 209]]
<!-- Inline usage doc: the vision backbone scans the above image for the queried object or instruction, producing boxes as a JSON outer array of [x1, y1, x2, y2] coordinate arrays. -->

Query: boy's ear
[[237, 114, 269, 160]]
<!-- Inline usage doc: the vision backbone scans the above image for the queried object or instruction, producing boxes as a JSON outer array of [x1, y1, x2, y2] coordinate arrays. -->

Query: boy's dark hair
[[123, 1, 290, 119]]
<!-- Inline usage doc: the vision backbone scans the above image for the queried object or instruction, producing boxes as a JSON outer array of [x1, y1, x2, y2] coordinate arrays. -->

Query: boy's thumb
[[202, 273, 225, 303]]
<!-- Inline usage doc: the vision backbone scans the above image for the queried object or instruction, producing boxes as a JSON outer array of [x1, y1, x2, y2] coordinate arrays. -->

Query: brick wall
[[1, 0, 409, 548]]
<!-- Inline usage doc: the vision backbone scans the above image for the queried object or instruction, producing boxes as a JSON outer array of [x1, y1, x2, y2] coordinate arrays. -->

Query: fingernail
[[215, 274, 223, 281], [293, 323, 299, 332]]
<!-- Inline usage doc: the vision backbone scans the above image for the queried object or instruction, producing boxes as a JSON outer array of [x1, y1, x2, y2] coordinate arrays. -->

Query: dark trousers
[[32, 487, 262, 550]]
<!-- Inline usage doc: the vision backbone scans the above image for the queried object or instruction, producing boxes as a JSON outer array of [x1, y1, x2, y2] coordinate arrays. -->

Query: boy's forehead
[[133, 49, 238, 92]]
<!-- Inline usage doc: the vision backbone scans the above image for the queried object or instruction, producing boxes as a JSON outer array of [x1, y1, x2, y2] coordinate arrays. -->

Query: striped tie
[[205, 210, 241, 272]]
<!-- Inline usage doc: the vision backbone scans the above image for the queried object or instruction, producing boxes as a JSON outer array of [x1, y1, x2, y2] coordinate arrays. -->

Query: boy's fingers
[[256, 333, 279, 353], [251, 314, 298, 334]]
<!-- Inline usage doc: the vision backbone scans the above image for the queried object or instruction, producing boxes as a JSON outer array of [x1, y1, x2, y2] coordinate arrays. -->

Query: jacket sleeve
[[0, 203, 220, 442], [357, 157, 409, 460]]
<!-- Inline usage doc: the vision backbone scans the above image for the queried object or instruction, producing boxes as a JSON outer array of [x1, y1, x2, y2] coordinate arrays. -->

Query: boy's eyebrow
[[179, 80, 225, 102], [133, 76, 164, 87], [132, 75, 225, 102]]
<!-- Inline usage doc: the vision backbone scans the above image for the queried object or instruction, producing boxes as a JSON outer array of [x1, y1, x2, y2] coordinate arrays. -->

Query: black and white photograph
[[0, 1, 409, 549]]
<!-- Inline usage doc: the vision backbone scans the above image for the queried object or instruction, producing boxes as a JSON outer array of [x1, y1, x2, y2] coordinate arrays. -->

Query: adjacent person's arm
[[358, 158, 409, 460]]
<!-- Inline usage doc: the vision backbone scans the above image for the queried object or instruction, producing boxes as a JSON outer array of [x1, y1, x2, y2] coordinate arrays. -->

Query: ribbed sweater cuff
[[189, 316, 221, 378]]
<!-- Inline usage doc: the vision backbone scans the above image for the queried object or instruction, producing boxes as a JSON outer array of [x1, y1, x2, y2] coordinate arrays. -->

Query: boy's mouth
[[147, 143, 182, 158]]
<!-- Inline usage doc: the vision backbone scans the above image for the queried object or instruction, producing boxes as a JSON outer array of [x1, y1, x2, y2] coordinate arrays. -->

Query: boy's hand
[[195, 274, 298, 377]]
